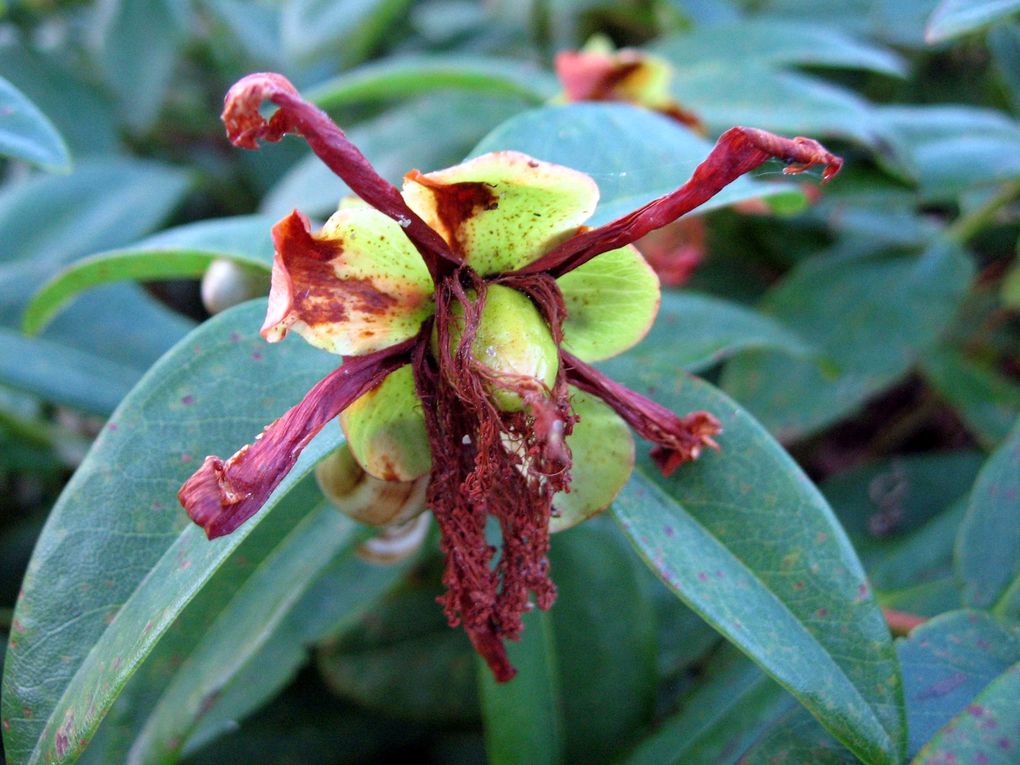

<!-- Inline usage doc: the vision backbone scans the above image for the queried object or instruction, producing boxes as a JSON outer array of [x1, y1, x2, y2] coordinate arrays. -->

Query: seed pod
[[315, 443, 429, 527], [340, 365, 431, 482], [439, 284, 559, 412], [201, 259, 267, 315]]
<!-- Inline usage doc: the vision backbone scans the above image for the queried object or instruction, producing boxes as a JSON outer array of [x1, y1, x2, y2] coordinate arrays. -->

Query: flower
[[178, 72, 842, 682]]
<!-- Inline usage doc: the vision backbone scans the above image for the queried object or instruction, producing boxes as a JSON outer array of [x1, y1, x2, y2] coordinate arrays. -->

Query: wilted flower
[[178, 72, 841, 682]]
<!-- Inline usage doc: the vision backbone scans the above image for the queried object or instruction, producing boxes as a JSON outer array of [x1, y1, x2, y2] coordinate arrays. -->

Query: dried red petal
[[518, 127, 842, 277], [179, 338, 415, 538], [221, 72, 457, 281], [563, 351, 720, 476]]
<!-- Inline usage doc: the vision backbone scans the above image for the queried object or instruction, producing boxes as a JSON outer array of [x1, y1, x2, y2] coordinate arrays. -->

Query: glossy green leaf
[[0, 41, 118, 158], [654, 19, 907, 76], [480, 521, 656, 764], [623, 647, 795, 765], [261, 93, 527, 219], [740, 706, 859, 765], [0, 326, 135, 415], [897, 610, 1020, 758], [915, 661, 1020, 764], [956, 419, 1020, 610], [598, 291, 814, 380], [95, 0, 190, 131], [306, 55, 557, 109], [281, 0, 412, 65], [610, 374, 905, 765], [760, 0, 938, 49], [926, 0, 1020, 42], [721, 241, 974, 442], [0, 75, 70, 172], [317, 560, 480, 724], [479, 610, 563, 765], [667, 62, 883, 146], [921, 346, 1020, 450], [469, 103, 804, 227], [879, 106, 1020, 200], [0, 301, 338, 765], [23, 215, 275, 335]]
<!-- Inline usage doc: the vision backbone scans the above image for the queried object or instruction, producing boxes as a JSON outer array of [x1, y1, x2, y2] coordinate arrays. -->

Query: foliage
[[1, 1, 1019, 764]]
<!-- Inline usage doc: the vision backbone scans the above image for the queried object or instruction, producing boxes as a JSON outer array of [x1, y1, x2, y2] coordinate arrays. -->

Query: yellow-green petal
[[340, 365, 432, 481], [550, 388, 634, 532], [438, 284, 560, 411], [262, 203, 434, 356], [557, 245, 660, 362], [401, 150, 598, 275]]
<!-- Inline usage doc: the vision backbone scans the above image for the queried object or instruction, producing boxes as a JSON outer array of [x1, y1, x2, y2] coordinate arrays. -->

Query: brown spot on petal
[[405, 171, 498, 257]]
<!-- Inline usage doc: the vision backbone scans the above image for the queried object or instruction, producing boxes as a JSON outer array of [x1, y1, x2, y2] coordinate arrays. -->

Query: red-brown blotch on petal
[[262, 209, 434, 356]]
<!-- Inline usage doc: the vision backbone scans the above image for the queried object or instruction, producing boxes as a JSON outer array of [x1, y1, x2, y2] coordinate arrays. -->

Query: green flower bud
[[315, 443, 428, 527]]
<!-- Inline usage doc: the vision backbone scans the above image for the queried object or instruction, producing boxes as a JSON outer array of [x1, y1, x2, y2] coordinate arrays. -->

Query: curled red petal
[[562, 351, 721, 476], [179, 337, 416, 539], [518, 126, 843, 277], [221, 72, 457, 281]]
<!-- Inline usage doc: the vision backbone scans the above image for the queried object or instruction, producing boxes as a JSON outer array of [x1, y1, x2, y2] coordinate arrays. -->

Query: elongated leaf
[[0, 75, 70, 171], [915, 661, 1020, 764], [898, 610, 1020, 757], [479, 521, 657, 765], [0, 301, 337, 765], [740, 706, 859, 764], [610, 373, 905, 765], [921, 346, 1020, 450], [95, 0, 190, 131], [597, 291, 814, 379], [926, 0, 1020, 42], [878, 106, 1020, 200], [654, 20, 907, 76], [23, 215, 275, 335], [761, 0, 938, 49], [281, 0, 411, 65], [721, 241, 973, 442], [623, 647, 796, 765], [479, 611, 563, 765], [956, 419, 1020, 610], [469, 103, 804, 227], [116, 493, 364, 763], [306, 55, 557, 108]]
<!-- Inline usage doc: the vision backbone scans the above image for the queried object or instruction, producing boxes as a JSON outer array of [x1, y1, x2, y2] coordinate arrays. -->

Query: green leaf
[[306, 55, 557, 109], [0, 75, 70, 172], [0, 301, 337, 765], [94, 0, 190, 131], [654, 20, 908, 76], [479, 610, 563, 765], [956, 419, 1020, 610], [879, 106, 1020, 200], [281, 0, 412, 66], [622, 647, 796, 765], [988, 22, 1020, 114], [898, 610, 1020, 758], [103, 491, 382, 763], [721, 241, 974, 442], [479, 520, 657, 764], [469, 103, 804, 227], [0, 326, 135, 415], [739, 706, 859, 765], [598, 291, 814, 379], [665, 62, 884, 147], [610, 374, 905, 765], [926, 0, 1020, 42], [915, 661, 1020, 764], [0, 41, 119, 157], [759, 0, 938, 49], [261, 93, 527, 219], [23, 215, 275, 335], [317, 560, 481, 724], [921, 345, 1020, 450]]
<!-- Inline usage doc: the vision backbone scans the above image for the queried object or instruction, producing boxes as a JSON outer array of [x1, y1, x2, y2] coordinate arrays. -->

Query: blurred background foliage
[[1, 0, 1019, 763]]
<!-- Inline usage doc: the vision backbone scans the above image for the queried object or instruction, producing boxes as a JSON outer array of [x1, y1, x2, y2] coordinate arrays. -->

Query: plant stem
[[945, 181, 1020, 245]]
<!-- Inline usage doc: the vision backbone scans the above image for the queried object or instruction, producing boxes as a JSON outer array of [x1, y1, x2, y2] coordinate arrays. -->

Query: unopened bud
[[201, 259, 268, 315], [316, 443, 429, 527]]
